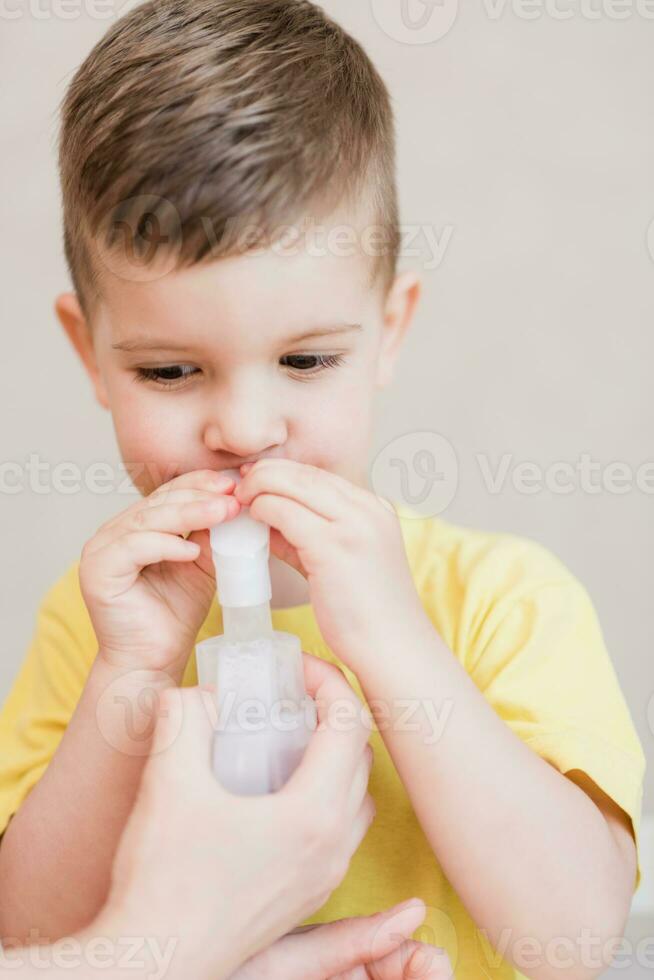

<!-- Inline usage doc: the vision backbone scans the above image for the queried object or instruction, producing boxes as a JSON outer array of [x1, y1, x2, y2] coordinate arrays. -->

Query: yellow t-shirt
[[0, 501, 646, 979]]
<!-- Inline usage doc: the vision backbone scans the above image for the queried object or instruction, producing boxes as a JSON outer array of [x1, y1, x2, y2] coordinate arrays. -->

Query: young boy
[[0, 1, 645, 977]]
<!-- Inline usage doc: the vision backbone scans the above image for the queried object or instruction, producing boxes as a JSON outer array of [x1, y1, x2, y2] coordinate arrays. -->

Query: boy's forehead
[[94, 204, 380, 344]]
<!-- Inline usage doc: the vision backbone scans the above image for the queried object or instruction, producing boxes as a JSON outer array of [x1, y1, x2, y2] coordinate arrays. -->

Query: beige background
[[1, 0, 652, 940]]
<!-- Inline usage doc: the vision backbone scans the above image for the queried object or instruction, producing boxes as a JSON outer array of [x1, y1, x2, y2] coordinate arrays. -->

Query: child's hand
[[234, 460, 428, 669], [230, 900, 453, 979], [79, 469, 238, 675]]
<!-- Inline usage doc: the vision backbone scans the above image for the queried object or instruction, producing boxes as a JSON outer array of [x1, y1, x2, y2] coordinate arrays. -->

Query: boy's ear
[[54, 292, 110, 410], [375, 269, 422, 389]]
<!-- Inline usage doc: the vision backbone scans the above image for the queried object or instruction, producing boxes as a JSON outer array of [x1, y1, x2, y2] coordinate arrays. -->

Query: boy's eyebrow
[[111, 323, 363, 353]]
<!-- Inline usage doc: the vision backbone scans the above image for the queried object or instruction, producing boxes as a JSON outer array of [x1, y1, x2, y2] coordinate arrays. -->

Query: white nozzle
[[209, 468, 272, 608]]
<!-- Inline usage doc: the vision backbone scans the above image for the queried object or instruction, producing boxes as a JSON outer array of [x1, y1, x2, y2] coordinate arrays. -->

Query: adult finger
[[347, 744, 374, 816], [142, 686, 217, 790], [288, 655, 372, 796], [368, 939, 453, 979], [343, 792, 376, 861], [283, 900, 426, 979]]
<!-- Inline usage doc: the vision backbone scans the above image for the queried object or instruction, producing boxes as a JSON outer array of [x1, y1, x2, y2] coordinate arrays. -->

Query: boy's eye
[[135, 365, 199, 387], [281, 353, 345, 375], [134, 353, 345, 389]]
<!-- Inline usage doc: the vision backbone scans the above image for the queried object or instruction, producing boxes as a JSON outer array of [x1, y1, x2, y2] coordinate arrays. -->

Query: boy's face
[[56, 206, 421, 496]]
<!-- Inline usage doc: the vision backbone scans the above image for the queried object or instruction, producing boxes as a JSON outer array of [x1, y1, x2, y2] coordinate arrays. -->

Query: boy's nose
[[205, 427, 284, 466], [202, 396, 286, 466]]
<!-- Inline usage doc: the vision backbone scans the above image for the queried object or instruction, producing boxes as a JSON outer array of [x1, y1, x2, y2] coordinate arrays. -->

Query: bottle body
[[196, 628, 317, 795], [202, 470, 315, 794]]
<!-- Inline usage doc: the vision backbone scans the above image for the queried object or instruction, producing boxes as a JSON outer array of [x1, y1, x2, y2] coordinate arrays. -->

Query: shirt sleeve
[[0, 562, 95, 837], [449, 532, 647, 894]]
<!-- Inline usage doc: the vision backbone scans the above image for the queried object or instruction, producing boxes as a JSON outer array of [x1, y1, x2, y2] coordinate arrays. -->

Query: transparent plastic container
[[196, 629, 316, 795], [196, 467, 316, 795]]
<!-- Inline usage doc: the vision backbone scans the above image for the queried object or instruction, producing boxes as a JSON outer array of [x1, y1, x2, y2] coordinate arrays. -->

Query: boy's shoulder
[[392, 499, 585, 600]]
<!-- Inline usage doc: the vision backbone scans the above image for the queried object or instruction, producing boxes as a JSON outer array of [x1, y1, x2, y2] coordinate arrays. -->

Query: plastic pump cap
[[209, 468, 272, 608]]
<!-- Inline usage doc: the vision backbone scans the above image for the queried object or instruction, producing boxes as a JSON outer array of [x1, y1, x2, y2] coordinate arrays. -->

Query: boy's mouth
[[218, 454, 282, 470], [168, 455, 286, 482]]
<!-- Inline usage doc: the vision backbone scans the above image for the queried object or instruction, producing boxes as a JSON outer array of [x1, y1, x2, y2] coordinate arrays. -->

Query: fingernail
[[213, 474, 235, 489], [235, 484, 250, 503], [395, 898, 424, 912]]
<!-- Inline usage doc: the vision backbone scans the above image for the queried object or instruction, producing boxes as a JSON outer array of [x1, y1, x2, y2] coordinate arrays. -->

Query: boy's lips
[[170, 456, 288, 481], [204, 459, 274, 481], [218, 454, 284, 470]]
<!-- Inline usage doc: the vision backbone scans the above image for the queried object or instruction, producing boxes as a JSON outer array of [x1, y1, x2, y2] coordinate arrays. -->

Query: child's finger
[[82, 530, 204, 598], [150, 468, 236, 498], [123, 496, 237, 538], [91, 487, 235, 544], [237, 457, 364, 520], [86, 496, 236, 571], [184, 527, 215, 574], [268, 525, 306, 577]]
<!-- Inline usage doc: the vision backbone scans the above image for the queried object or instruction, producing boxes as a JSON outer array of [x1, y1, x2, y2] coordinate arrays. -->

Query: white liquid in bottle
[[195, 469, 317, 795]]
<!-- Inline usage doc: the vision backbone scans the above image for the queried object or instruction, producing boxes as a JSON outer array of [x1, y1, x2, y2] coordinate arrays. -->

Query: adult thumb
[[145, 685, 214, 779], [293, 899, 426, 976]]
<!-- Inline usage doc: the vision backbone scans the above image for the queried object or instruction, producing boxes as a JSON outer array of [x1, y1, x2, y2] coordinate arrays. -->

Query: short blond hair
[[58, 0, 400, 320]]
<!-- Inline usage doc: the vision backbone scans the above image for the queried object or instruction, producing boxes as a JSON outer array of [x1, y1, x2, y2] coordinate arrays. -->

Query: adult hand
[[230, 901, 454, 979], [90, 654, 376, 980]]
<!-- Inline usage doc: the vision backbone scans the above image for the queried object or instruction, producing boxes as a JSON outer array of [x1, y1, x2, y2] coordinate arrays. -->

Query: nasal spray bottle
[[195, 469, 317, 795]]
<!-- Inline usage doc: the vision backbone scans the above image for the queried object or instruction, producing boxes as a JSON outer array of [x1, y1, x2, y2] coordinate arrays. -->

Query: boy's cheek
[[111, 412, 200, 494]]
